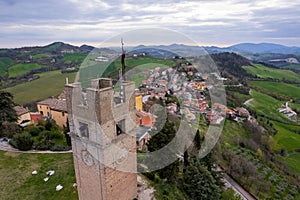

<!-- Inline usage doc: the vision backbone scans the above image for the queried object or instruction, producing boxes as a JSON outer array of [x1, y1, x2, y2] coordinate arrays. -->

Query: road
[[222, 172, 257, 200]]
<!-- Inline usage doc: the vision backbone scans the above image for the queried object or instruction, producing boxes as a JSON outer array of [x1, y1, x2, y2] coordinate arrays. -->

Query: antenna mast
[[121, 38, 126, 81]]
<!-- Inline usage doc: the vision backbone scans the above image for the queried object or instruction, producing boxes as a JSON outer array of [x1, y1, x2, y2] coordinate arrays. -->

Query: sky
[[1, 0, 300, 48]]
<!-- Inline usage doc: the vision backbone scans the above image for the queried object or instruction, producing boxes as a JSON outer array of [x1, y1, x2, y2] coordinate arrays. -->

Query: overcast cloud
[[1, 0, 300, 47]]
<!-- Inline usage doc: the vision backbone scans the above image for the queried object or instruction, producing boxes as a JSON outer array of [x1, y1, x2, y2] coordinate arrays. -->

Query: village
[[11, 58, 253, 152]]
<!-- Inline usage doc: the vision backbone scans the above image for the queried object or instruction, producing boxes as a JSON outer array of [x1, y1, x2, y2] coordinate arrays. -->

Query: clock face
[[115, 148, 128, 165], [81, 150, 94, 167]]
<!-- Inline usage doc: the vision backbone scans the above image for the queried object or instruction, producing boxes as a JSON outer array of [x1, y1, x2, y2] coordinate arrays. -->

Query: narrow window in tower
[[81, 92, 88, 106], [116, 119, 125, 136], [79, 122, 89, 138]]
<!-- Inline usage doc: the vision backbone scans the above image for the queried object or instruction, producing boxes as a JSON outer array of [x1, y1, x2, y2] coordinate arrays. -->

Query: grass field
[[272, 121, 300, 175], [127, 63, 169, 87], [62, 53, 87, 64], [9, 63, 44, 78], [222, 119, 250, 143], [0, 57, 12, 76], [5, 70, 76, 105], [32, 53, 51, 59], [251, 81, 300, 99], [246, 89, 287, 121], [273, 121, 300, 151], [0, 151, 77, 200], [243, 64, 300, 82], [279, 153, 300, 175]]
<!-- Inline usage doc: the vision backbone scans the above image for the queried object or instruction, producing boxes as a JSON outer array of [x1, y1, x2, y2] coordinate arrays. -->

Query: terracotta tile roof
[[57, 89, 67, 100], [38, 97, 67, 112], [14, 106, 29, 116]]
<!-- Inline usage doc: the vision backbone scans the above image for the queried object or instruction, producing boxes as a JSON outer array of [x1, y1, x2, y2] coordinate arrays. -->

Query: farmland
[[243, 64, 300, 82], [0, 57, 12, 76], [251, 81, 300, 99], [5, 70, 76, 105], [245, 89, 287, 121], [9, 63, 44, 78]]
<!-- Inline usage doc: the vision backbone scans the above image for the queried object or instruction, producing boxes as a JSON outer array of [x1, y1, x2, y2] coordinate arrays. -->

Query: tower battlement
[[65, 78, 137, 200]]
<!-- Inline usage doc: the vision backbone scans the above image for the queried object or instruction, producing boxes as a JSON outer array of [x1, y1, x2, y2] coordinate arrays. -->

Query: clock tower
[[65, 78, 137, 200]]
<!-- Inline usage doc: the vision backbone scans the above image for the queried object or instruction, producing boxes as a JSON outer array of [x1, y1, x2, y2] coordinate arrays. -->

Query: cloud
[[0, 0, 300, 47]]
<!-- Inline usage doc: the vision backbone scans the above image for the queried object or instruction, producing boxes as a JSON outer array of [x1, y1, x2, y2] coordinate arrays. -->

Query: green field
[[279, 153, 300, 175], [62, 53, 87, 64], [9, 63, 44, 77], [273, 121, 300, 151], [243, 64, 300, 82], [5, 70, 76, 105], [127, 63, 169, 87], [273, 121, 300, 175], [0, 57, 12, 76], [32, 53, 51, 59], [246, 89, 287, 121], [251, 81, 300, 99], [0, 151, 77, 200]]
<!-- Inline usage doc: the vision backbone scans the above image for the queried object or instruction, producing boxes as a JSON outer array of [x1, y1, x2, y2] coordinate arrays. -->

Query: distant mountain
[[79, 44, 94, 53], [130, 43, 300, 57], [227, 43, 300, 54]]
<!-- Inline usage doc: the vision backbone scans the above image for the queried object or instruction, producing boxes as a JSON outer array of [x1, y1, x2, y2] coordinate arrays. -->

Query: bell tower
[[65, 78, 137, 200]]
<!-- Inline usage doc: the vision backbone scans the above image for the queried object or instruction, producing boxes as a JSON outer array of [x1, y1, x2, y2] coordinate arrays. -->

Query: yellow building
[[37, 97, 68, 127], [135, 95, 143, 111], [14, 106, 31, 124]]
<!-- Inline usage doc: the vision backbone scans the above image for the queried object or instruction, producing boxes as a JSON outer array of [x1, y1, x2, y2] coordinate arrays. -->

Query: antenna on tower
[[121, 38, 126, 81], [120, 38, 126, 103]]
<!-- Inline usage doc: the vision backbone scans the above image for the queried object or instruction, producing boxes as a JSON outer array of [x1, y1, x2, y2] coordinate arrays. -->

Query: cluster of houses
[[14, 91, 68, 128], [136, 65, 251, 126], [279, 102, 298, 121]]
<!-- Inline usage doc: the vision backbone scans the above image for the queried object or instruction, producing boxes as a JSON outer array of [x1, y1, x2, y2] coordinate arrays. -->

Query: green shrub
[[27, 126, 40, 136], [50, 129, 63, 139], [11, 132, 34, 151]]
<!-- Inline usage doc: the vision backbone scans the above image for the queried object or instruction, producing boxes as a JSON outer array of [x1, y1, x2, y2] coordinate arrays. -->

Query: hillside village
[[1, 43, 300, 200]]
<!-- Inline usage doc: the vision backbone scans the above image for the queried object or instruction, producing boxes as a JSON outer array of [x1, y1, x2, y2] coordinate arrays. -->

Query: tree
[[183, 148, 189, 168], [147, 120, 179, 182], [0, 91, 18, 128], [64, 118, 72, 146], [184, 156, 221, 200], [194, 129, 201, 150], [0, 122, 21, 138]]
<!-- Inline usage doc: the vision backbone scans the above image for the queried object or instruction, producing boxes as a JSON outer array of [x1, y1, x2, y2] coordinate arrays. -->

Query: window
[[40, 111, 43, 115], [62, 112, 65, 117], [47, 112, 50, 117], [81, 92, 88, 106], [40, 106, 42, 109], [79, 122, 89, 138], [47, 106, 49, 109], [116, 119, 125, 136]]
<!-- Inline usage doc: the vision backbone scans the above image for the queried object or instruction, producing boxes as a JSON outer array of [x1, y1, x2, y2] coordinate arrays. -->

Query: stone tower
[[65, 78, 137, 200]]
